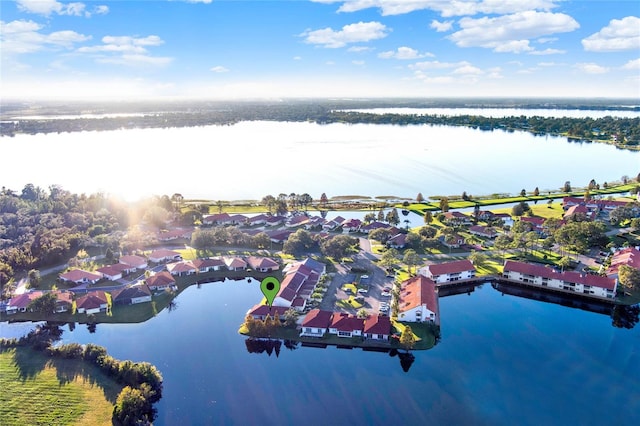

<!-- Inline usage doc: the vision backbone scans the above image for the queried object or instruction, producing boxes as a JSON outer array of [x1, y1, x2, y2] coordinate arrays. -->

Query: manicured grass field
[[0, 347, 121, 426]]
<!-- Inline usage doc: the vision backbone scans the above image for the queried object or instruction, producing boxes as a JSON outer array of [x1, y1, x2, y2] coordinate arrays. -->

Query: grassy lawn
[[475, 259, 503, 276], [0, 347, 121, 426]]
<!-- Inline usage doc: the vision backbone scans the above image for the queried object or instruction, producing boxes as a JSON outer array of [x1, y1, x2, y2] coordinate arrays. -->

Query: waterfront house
[[360, 221, 393, 234], [228, 214, 248, 225], [52, 291, 73, 313], [323, 216, 346, 231], [363, 315, 391, 341], [300, 309, 333, 337], [246, 256, 279, 272], [59, 269, 102, 285], [606, 247, 640, 279], [247, 214, 270, 226], [96, 263, 129, 281], [328, 313, 364, 338], [225, 256, 247, 271], [442, 211, 471, 226], [119, 255, 148, 271], [111, 284, 152, 305], [267, 229, 293, 244], [419, 259, 476, 284], [146, 271, 176, 291], [274, 258, 325, 311], [75, 291, 109, 314], [247, 304, 289, 321], [265, 215, 286, 226], [202, 213, 231, 226], [5, 292, 42, 314], [192, 257, 226, 273], [503, 260, 617, 299], [477, 210, 495, 221], [286, 215, 310, 228], [167, 260, 197, 276], [148, 249, 182, 263], [397, 275, 439, 324], [520, 217, 546, 234], [341, 218, 362, 233]]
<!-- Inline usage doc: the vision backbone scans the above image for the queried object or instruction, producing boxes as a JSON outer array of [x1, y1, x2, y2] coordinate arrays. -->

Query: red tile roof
[[302, 309, 333, 328], [330, 313, 364, 332], [246, 256, 279, 270], [167, 261, 196, 274], [148, 249, 181, 260], [364, 315, 391, 335], [146, 271, 176, 288], [248, 304, 289, 318], [60, 269, 102, 283], [192, 257, 225, 269], [426, 259, 474, 276], [119, 255, 147, 268], [504, 260, 616, 290], [76, 291, 108, 310], [400, 275, 439, 315], [96, 264, 127, 277], [9, 291, 43, 309]]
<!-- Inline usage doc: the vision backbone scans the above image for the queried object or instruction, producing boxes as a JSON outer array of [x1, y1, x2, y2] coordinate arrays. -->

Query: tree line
[[0, 323, 163, 425]]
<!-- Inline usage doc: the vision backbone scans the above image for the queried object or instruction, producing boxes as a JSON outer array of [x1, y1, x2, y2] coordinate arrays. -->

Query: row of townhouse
[[502, 260, 617, 299]]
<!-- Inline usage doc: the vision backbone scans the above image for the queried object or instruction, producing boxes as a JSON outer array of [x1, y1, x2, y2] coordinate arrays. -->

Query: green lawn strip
[[0, 347, 120, 426], [402, 184, 634, 214]]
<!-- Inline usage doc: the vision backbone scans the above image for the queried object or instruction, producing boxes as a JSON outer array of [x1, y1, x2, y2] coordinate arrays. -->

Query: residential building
[[300, 309, 333, 337], [419, 259, 476, 284], [397, 275, 439, 324], [503, 260, 617, 299]]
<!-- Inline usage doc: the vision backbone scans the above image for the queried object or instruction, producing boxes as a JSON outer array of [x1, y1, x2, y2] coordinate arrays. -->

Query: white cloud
[[77, 35, 171, 67], [293, 56, 302, 60], [622, 58, 640, 70], [430, 19, 453, 32], [529, 48, 565, 55], [318, 0, 559, 17], [16, 0, 108, 17], [352, 60, 365, 66], [96, 54, 173, 67], [0, 19, 90, 54], [409, 60, 469, 70], [453, 64, 483, 74], [582, 16, 640, 52], [449, 11, 579, 52], [537, 37, 557, 44], [300, 21, 389, 48], [575, 62, 609, 74], [210, 65, 229, 72], [347, 46, 373, 52], [378, 46, 433, 60], [537, 62, 558, 67]]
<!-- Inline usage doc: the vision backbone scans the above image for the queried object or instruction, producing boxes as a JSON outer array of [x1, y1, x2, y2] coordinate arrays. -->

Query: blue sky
[[1, 0, 639, 99]]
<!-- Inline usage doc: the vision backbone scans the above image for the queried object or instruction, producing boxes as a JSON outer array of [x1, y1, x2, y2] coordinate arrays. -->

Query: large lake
[[1, 110, 638, 201], [2, 279, 638, 425]]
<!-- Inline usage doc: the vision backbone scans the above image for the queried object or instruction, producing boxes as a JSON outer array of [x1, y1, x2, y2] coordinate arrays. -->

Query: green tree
[[416, 193, 424, 203], [112, 385, 154, 425], [494, 234, 513, 260], [320, 235, 359, 259], [423, 210, 433, 225], [27, 269, 41, 289], [439, 197, 449, 212], [369, 228, 392, 244], [558, 256, 572, 272], [357, 308, 368, 319], [283, 229, 315, 255], [619, 264, 640, 291], [377, 209, 385, 221], [533, 187, 540, 197], [252, 232, 271, 249], [468, 251, 487, 268], [379, 248, 400, 271], [520, 189, 526, 197], [385, 208, 400, 225], [283, 308, 299, 327], [399, 325, 416, 350], [28, 292, 57, 313], [563, 181, 572, 192], [261, 195, 276, 213], [403, 249, 422, 275]]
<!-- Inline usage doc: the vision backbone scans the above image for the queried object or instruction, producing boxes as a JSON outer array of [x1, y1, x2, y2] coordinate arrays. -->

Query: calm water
[[3, 279, 638, 425], [1, 119, 637, 201]]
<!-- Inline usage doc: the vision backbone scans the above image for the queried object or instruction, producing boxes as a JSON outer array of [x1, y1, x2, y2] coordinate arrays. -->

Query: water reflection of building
[[492, 281, 614, 317]]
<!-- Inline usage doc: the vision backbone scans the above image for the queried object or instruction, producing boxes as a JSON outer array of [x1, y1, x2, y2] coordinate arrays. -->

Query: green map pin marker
[[260, 277, 280, 308]]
